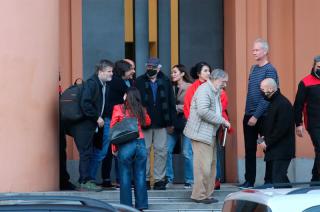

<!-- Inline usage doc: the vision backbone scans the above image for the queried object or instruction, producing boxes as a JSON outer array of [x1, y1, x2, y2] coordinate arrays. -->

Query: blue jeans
[[118, 139, 148, 210], [166, 132, 193, 184], [89, 118, 111, 180]]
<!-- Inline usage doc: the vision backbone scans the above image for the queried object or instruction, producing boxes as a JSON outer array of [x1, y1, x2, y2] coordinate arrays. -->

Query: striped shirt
[[245, 63, 279, 118]]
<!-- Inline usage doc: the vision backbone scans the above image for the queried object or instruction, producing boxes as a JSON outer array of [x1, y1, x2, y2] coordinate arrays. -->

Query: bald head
[[261, 78, 277, 90], [260, 78, 278, 98]]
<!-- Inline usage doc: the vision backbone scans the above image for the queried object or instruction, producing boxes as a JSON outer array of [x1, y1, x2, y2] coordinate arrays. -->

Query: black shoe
[[153, 180, 166, 190], [254, 183, 273, 189], [192, 197, 219, 204], [146, 181, 151, 190], [238, 181, 254, 189], [310, 180, 320, 187], [101, 180, 116, 190], [60, 181, 76, 190]]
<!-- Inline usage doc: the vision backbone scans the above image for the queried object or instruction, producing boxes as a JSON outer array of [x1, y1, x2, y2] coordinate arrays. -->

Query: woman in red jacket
[[110, 87, 151, 211]]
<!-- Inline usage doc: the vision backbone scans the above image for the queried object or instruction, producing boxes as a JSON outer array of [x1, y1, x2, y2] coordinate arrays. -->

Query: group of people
[[240, 39, 320, 189], [59, 37, 320, 210]]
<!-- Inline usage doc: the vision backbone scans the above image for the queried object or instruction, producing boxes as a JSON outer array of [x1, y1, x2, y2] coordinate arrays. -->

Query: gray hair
[[254, 38, 269, 53], [209, 68, 228, 80]]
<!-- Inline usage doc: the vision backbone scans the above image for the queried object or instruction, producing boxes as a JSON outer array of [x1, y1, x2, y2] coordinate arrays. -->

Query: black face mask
[[261, 91, 273, 101], [146, 69, 158, 78], [315, 68, 320, 78]]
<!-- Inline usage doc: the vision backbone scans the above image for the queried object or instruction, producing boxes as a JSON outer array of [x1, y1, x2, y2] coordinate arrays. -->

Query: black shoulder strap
[[249, 64, 257, 75]]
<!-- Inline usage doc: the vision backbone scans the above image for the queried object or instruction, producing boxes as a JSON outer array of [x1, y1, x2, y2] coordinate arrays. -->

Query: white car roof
[[223, 188, 320, 212]]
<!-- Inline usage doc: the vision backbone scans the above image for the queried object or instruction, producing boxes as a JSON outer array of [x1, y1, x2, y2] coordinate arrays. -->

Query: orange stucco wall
[[0, 0, 59, 191], [224, 0, 320, 182], [59, 0, 83, 160]]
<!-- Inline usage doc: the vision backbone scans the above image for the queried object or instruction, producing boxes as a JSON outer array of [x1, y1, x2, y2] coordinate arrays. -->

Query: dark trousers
[[268, 159, 291, 187], [309, 128, 320, 181], [59, 120, 70, 187], [68, 120, 96, 183], [243, 115, 265, 184], [101, 146, 114, 181]]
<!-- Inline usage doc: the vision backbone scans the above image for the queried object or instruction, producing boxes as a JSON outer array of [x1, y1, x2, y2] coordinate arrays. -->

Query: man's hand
[[259, 141, 267, 151], [166, 126, 174, 134], [248, 116, 258, 126], [224, 120, 231, 129], [97, 117, 104, 128], [296, 125, 304, 137]]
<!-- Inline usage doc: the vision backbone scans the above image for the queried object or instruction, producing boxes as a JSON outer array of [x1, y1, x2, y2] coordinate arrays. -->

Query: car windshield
[[223, 199, 272, 212]]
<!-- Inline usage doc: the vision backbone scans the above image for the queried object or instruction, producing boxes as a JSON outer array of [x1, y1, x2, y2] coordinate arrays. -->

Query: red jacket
[[111, 104, 151, 153], [221, 89, 229, 121], [183, 79, 204, 119], [110, 104, 151, 139]]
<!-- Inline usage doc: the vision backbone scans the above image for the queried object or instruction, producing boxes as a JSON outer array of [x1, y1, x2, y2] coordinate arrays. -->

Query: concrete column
[[158, 0, 171, 76], [0, 0, 59, 192], [135, 0, 149, 76]]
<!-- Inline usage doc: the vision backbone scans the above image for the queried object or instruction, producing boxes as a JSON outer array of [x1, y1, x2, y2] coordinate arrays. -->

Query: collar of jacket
[[269, 89, 281, 101], [207, 80, 220, 94], [311, 69, 320, 79]]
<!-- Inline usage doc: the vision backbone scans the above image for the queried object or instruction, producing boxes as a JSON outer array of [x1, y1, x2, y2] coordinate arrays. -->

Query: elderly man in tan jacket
[[184, 69, 230, 204]]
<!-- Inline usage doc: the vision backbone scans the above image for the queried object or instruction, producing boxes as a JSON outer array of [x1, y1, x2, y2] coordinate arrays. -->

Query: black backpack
[[59, 79, 85, 122], [60, 78, 99, 122]]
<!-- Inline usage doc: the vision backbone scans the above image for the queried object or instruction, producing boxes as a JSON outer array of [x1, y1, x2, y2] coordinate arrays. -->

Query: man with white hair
[[259, 78, 295, 187], [184, 69, 231, 203], [240, 38, 279, 188]]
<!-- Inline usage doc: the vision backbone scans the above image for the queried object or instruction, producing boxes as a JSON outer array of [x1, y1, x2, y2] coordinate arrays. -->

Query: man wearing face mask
[[136, 58, 176, 190], [294, 55, 320, 184], [258, 78, 295, 188]]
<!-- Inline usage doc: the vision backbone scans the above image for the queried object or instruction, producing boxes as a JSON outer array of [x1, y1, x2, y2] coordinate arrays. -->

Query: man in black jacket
[[294, 55, 320, 183], [67, 59, 114, 191], [258, 78, 295, 187], [92, 59, 136, 188], [136, 58, 176, 190]]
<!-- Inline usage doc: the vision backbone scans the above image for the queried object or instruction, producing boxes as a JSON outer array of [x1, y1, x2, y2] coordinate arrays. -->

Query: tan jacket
[[174, 81, 192, 113], [183, 80, 226, 145]]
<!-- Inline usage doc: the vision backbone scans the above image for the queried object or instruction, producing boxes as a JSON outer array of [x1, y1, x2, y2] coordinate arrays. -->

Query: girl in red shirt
[[110, 87, 151, 210]]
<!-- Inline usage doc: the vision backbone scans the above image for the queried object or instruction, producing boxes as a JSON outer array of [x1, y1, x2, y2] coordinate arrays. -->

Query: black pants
[[243, 115, 265, 184], [268, 159, 291, 187], [309, 128, 320, 181], [68, 120, 96, 183], [101, 145, 113, 181], [59, 120, 70, 187]]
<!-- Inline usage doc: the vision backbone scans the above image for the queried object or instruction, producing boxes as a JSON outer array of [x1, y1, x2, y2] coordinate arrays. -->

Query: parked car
[[222, 187, 320, 212], [0, 195, 139, 212]]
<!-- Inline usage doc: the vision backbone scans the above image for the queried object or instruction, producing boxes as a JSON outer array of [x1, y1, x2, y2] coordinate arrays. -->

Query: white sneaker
[[166, 182, 173, 188], [184, 183, 192, 189]]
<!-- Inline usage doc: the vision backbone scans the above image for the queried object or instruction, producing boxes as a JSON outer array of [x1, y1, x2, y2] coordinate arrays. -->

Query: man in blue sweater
[[240, 38, 279, 188]]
